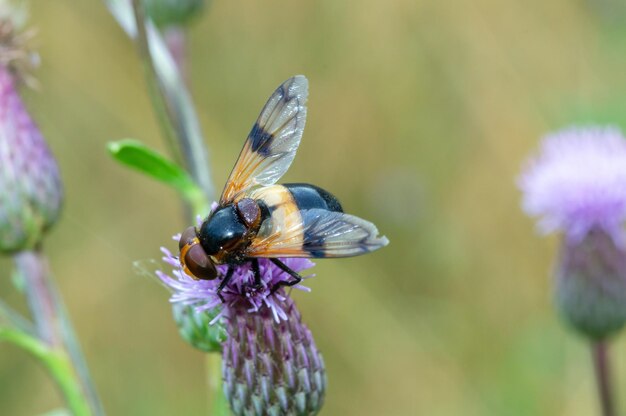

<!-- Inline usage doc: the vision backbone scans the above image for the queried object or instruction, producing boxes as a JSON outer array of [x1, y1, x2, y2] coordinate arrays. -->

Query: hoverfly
[[178, 76, 388, 301]]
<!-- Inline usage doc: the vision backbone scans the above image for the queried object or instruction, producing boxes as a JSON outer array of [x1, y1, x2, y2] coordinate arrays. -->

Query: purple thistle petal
[[519, 126, 626, 245], [157, 238, 314, 323]]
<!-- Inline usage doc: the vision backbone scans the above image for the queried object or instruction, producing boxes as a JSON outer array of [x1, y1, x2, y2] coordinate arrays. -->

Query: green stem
[[130, 0, 183, 168], [129, 0, 216, 209], [206, 353, 229, 416], [15, 250, 104, 415], [0, 328, 91, 416], [592, 340, 616, 416], [163, 27, 188, 84]]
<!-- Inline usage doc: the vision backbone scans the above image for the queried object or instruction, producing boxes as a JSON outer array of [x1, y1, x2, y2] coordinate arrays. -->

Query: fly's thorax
[[199, 205, 247, 256], [198, 201, 267, 263]]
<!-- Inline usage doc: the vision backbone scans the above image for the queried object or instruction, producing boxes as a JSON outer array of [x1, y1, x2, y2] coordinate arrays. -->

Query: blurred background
[[2, 0, 626, 414]]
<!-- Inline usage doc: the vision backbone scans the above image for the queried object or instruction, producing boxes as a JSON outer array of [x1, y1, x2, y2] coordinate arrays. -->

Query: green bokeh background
[[2, 0, 626, 414]]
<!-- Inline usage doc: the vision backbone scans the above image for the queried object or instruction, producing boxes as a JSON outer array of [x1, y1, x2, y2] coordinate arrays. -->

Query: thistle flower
[[0, 21, 62, 253], [223, 295, 326, 416], [158, 238, 326, 415], [519, 126, 626, 339]]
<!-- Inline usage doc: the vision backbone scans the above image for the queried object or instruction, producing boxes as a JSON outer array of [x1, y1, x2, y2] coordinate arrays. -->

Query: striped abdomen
[[283, 183, 343, 213], [248, 183, 387, 259], [249, 183, 342, 257]]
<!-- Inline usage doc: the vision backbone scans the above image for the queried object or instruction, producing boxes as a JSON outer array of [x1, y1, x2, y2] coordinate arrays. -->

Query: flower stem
[[0, 328, 90, 416], [206, 353, 228, 416], [592, 340, 615, 416], [15, 249, 104, 416], [129, 0, 215, 207], [130, 0, 184, 168], [163, 27, 188, 84], [17, 250, 59, 345]]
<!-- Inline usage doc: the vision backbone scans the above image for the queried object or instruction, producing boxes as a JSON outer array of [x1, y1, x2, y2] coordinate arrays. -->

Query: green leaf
[[108, 139, 209, 215], [0, 327, 49, 359], [0, 328, 91, 416], [108, 139, 193, 189]]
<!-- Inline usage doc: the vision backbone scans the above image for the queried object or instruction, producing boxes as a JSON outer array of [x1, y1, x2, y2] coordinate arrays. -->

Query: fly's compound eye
[[235, 198, 261, 228], [179, 226, 197, 250], [183, 244, 217, 280]]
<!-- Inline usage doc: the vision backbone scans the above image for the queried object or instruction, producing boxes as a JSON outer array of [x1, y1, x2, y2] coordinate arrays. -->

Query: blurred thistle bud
[[555, 229, 626, 339], [519, 126, 626, 339], [157, 241, 325, 414], [223, 297, 326, 416], [0, 18, 62, 253], [172, 302, 226, 352], [143, 0, 206, 29]]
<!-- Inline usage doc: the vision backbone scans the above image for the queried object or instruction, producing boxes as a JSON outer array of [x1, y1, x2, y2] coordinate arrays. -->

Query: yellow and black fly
[[178, 75, 389, 300]]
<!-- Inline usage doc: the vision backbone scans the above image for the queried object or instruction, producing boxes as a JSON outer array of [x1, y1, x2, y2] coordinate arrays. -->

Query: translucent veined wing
[[247, 208, 389, 258], [220, 76, 308, 204]]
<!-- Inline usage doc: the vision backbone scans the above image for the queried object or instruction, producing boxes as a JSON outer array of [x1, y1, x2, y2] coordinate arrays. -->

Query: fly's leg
[[217, 266, 235, 303], [269, 258, 303, 294], [251, 258, 262, 289]]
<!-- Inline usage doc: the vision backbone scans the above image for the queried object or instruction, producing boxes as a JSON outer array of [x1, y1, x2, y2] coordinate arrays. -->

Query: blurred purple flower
[[0, 35, 62, 252], [520, 125, 626, 339], [519, 126, 626, 246]]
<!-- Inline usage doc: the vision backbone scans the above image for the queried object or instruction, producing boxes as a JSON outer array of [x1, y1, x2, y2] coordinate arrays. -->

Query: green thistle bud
[[172, 303, 226, 353], [555, 229, 626, 340], [143, 0, 206, 29], [223, 296, 326, 416]]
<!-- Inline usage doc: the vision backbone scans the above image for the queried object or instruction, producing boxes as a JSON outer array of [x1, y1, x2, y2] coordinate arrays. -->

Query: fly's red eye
[[179, 226, 197, 250], [184, 244, 217, 280]]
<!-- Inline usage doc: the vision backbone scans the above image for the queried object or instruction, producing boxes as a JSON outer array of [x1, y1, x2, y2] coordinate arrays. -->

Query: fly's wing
[[220, 76, 308, 204], [247, 208, 389, 258]]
